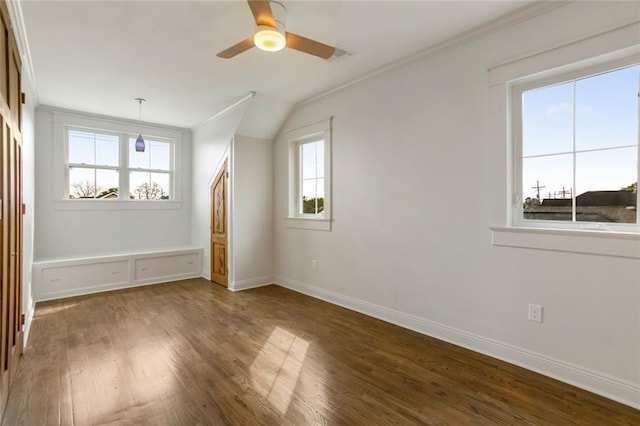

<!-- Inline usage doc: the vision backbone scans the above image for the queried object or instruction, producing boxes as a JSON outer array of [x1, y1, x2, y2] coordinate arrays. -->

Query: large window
[[285, 119, 332, 230], [514, 61, 639, 230], [65, 126, 174, 201]]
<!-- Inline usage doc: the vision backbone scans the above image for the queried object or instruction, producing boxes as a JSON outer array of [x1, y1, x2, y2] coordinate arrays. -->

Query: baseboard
[[23, 294, 35, 348], [274, 275, 640, 410], [230, 275, 274, 292], [202, 268, 211, 281]]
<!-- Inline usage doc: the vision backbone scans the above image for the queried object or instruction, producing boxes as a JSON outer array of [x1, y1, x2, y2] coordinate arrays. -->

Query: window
[[514, 61, 639, 230], [64, 123, 176, 202], [285, 118, 332, 230], [298, 139, 324, 215], [128, 138, 171, 200], [67, 129, 120, 199]]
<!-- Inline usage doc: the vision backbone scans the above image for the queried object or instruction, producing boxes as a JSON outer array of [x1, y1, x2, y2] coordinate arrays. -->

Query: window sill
[[284, 217, 332, 231], [55, 200, 182, 211], [491, 226, 640, 259]]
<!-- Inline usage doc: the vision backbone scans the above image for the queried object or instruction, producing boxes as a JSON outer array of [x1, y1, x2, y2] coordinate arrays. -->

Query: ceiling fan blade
[[247, 0, 276, 28], [286, 32, 336, 59], [217, 37, 255, 59]]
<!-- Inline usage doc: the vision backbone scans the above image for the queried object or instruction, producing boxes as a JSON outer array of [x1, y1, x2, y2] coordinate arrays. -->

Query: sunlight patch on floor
[[36, 302, 80, 316], [250, 327, 309, 415]]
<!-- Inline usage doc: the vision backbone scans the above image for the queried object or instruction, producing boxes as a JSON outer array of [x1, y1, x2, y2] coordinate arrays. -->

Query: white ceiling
[[21, 0, 534, 131]]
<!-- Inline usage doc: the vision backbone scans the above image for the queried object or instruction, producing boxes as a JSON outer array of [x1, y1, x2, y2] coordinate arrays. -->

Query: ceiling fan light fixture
[[253, 25, 286, 52]]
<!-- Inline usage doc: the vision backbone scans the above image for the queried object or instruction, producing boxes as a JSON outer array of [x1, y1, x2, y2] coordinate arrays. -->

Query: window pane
[[301, 177, 324, 214], [95, 169, 119, 199], [576, 65, 639, 151], [150, 141, 171, 171], [301, 141, 319, 180], [150, 172, 170, 199], [129, 171, 149, 199], [575, 147, 637, 223], [316, 140, 325, 179], [95, 133, 119, 166], [302, 178, 317, 212], [522, 154, 573, 221], [68, 130, 95, 165], [130, 171, 170, 200], [129, 137, 150, 169], [69, 167, 95, 199], [522, 82, 574, 157]]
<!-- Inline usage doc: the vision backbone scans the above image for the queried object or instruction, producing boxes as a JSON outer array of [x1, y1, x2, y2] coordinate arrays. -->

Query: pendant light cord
[[135, 97, 146, 123]]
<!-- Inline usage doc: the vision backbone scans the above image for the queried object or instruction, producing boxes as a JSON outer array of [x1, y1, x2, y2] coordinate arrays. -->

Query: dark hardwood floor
[[2, 278, 639, 425]]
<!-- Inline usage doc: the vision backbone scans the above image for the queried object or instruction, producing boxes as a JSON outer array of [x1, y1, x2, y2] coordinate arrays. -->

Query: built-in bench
[[32, 247, 204, 301]]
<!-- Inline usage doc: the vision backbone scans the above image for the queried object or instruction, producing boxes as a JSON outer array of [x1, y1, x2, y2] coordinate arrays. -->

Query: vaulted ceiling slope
[[21, 0, 536, 130]]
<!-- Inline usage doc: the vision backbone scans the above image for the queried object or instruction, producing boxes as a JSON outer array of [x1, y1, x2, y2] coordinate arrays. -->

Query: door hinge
[[226, 172, 229, 178], [21, 92, 25, 104], [21, 203, 26, 215], [21, 313, 25, 325]]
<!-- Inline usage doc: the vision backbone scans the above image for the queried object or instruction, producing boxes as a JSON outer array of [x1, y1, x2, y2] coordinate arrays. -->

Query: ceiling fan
[[217, 0, 336, 60]]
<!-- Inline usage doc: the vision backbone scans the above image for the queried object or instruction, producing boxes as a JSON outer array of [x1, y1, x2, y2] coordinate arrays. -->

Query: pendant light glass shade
[[134, 97, 146, 153], [135, 134, 145, 152]]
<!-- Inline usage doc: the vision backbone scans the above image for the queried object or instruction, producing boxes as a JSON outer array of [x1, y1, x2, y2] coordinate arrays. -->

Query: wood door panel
[[210, 161, 227, 287], [0, 2, 23, 420], [211, 243, 226, 279], [0, 17, 7, 102], [7, 50, 18, 131], [213, 183, 225, 234]]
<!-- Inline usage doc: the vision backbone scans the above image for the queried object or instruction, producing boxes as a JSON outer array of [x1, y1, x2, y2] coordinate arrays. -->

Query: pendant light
[[134, 97, 146, 152]]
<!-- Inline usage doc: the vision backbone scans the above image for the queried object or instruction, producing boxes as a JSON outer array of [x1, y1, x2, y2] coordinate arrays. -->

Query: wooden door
[[210, 160, 228, 287], [0, 1, 23, 418]]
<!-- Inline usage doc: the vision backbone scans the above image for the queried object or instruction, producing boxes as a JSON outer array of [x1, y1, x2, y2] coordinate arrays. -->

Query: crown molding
[[297, 1, 571, 108], [6, 0, 38, 104]]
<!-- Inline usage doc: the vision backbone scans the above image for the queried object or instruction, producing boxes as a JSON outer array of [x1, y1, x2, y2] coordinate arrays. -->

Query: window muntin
[[298, 139, 324, 215], [517, 63, 639, 228], [67, 129, 120, 199], [65, 126, 173, 201], [128, 138, 171, 200]]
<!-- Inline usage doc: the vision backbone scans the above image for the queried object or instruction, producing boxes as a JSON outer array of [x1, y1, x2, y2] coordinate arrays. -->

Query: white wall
[[273, 1, 640, 407], [21, 61, 37, 343], [191, 104, 249, 279], [230, 135, 273, 289], [33, 107, 192, 260]]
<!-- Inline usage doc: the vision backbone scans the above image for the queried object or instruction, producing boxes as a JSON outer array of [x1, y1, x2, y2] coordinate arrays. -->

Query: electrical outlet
[[311, 260, 317, 271], [528, 304, 543, 323]]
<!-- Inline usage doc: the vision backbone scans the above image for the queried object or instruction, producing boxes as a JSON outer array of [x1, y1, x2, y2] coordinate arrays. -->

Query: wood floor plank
[[2, 278, 639, 425]]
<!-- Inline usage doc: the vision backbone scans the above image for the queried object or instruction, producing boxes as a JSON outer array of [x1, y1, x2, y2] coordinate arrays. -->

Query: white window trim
[[51, 109, 186, 210], [488, 22, 640, 258], [283, 118, 332, 231]]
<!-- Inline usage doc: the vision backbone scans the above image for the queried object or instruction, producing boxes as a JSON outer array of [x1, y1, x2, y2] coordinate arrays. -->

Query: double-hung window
[[513, 60, 639, 231], [67, 129, 120, 199], [128, 137, 172, 200]]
